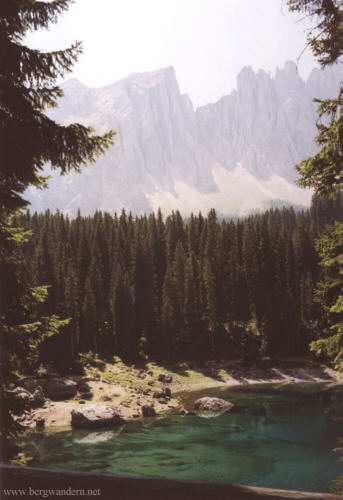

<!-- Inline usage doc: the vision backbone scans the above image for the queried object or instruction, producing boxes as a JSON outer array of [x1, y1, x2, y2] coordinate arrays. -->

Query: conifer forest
[[8, 194, 343, 373]]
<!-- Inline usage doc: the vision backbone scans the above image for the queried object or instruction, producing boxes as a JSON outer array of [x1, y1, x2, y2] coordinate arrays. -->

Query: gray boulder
[[77, 381, 93, 400], [153, 387, 171, 399], [31, 386, 46, 408], [142, 405, 156, 417], [35, 417, 45, 429], [19, 379, 46, 408], [6, 387, 32, 412], [77, 382, 91, 392], [163, 387, 171, 397], [21, 377, 41, 394], [194, 397, 234, 414], [78, 391, 93, 400], [158, 373, 173, 383], [102, 395, 112, 402], [44, 376, 77, 400], [71, 404, 125, 429], [16, 413, 35, 427]]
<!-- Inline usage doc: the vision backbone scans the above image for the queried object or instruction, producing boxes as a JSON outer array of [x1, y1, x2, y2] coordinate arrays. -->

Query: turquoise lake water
[[15, 383, 343, 493]]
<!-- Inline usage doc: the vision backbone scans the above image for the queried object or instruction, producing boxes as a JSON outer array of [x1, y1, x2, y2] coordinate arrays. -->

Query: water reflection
[[74, 428, 124, 444]]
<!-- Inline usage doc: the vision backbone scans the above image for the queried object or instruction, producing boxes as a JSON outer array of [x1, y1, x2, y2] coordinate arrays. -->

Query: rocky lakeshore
[[5, 358, 340, 431]]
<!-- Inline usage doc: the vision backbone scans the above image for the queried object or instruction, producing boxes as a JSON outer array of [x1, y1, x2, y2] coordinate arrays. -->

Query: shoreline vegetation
[[13, 358, 340, 430]]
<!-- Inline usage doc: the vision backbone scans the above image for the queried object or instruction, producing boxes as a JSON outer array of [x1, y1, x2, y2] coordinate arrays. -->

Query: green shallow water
[[14, 383, 343, 493]]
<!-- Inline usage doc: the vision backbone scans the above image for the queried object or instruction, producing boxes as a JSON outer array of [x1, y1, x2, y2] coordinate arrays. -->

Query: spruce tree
[[161, 263, 177, 360], [184, 251, 200, 348], [288, 0, 343, 370]]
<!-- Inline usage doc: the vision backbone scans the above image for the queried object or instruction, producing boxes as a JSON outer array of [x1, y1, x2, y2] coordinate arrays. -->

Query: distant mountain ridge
[[26, 62, 342, 216]]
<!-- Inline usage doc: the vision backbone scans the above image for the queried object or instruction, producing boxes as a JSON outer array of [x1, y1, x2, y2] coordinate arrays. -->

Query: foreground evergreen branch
[[288, 1, 343, 492], [0, 1, 114, 460], [288, 0, 343, 363], [287, 1, 343, 196], [287, 0, 343, 66], [0, 0, 115, 212], [295, 91, 343, 196]]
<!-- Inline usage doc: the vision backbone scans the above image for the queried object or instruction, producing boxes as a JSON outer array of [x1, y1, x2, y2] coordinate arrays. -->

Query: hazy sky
[[26, 0, 317, 107]]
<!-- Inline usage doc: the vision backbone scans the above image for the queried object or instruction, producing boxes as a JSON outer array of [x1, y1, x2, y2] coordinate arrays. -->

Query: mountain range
[[26, 61, 342, 217]]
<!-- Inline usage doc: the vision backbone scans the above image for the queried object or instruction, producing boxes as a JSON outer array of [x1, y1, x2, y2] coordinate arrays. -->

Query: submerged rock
[[74, 429, 123, 444], [194, 397, 234, 415], [71, 404, 125, 429]]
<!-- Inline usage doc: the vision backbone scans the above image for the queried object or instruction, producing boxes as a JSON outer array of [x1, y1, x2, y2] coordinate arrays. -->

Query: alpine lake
[[14, 383, 343, 494]]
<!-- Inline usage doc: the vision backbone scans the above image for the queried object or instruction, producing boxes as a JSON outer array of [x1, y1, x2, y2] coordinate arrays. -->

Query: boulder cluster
[[5, 375, 80, 428], [5, 371, 177, 430]]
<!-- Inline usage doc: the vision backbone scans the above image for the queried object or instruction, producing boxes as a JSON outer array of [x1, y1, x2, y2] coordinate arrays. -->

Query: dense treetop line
[[6, 194, 341, 373]]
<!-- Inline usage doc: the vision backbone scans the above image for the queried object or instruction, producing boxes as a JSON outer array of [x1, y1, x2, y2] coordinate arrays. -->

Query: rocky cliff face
[[26, 62, 342, 216]]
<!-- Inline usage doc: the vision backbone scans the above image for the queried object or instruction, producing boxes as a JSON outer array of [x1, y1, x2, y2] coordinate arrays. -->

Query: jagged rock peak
[[26, 61, 342, 217], [62, 66, 179, 95]]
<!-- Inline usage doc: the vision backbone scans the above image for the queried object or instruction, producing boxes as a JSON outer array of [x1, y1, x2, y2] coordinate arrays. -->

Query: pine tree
[[161, 263, 177, 360], [310, 222, 343, 367], [134, 228, 158, 357], [173, 241, 187, 324], [147, 211, 165, 321], [184, 251, 200, 346], [63, 257, 80, 362], [242, 219, 259, 319], [228, 221, 249, 324]]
